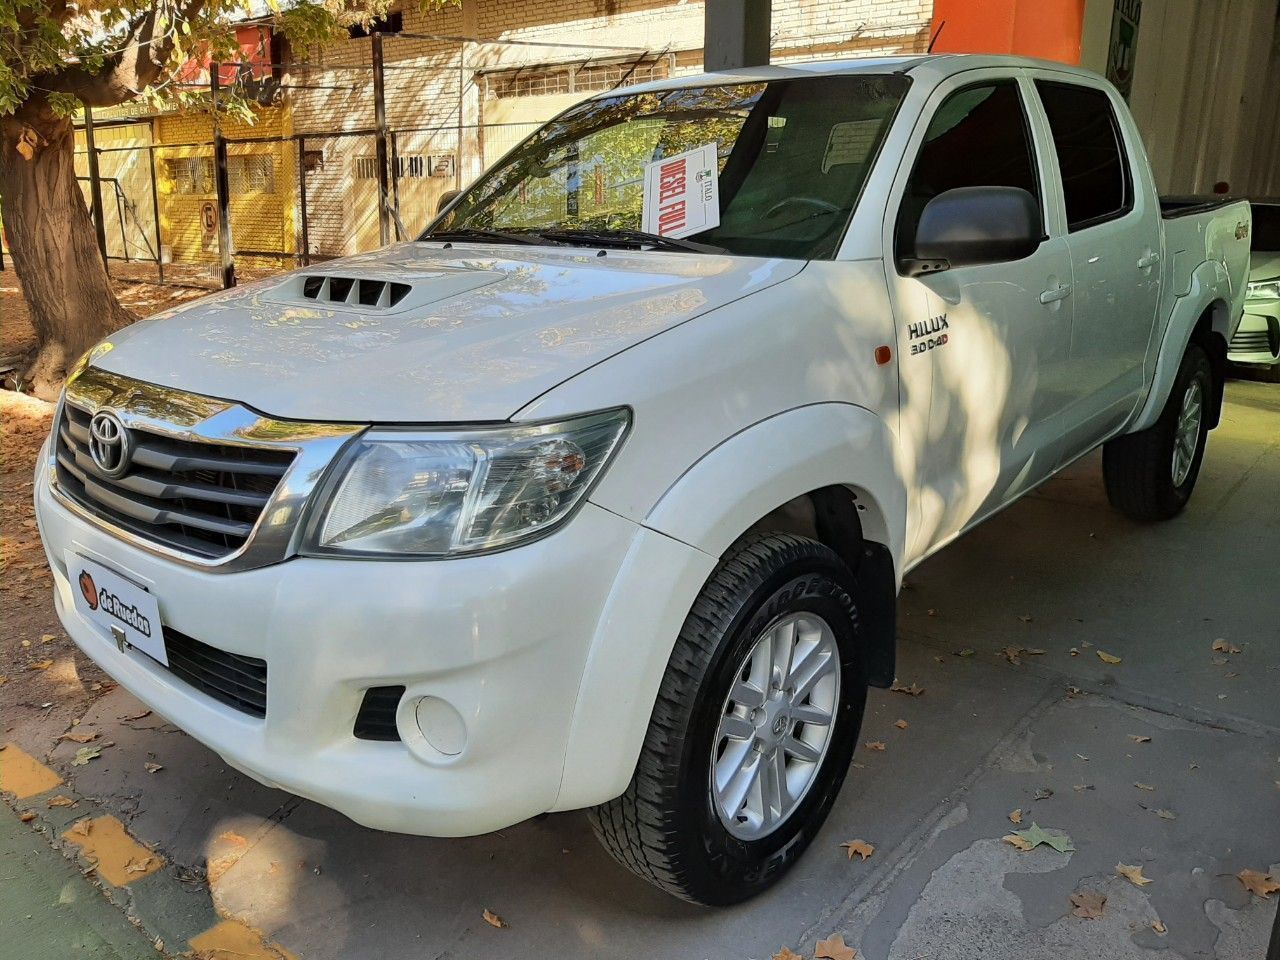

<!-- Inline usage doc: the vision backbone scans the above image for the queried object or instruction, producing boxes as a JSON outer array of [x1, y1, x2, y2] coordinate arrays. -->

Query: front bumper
[[35, 443, 647, 836], [1228, 304, 1280, 366]]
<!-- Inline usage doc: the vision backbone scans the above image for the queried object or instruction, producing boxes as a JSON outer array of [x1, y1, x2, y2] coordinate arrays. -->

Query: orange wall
[[930, 0, 1086, 64]]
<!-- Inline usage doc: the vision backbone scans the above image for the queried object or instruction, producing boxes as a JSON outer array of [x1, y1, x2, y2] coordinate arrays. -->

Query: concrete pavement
[[5, 379, 1278, 959]]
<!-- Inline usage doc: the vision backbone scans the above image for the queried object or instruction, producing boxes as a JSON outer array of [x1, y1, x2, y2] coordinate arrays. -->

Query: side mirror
[[436, 189, 461, 214], [906, 186, 1042, 276]]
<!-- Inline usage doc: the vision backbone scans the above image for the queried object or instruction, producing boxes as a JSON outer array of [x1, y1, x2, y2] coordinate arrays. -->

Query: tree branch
[[32, 0, 210, 108]]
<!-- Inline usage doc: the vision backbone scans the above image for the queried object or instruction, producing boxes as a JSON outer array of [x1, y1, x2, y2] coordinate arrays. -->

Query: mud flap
[[854, 540, 897, 688]]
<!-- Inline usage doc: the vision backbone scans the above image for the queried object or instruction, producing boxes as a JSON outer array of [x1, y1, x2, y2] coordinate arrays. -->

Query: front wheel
[[1103, 341, 1214, 520], [589, 533, 867, 905]]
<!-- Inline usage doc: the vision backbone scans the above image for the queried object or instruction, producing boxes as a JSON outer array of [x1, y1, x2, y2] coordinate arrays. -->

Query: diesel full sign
[[641, 144, 720, 240]]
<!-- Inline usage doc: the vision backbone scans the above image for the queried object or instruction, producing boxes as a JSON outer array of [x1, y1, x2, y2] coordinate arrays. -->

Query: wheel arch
[[1130, 261, 1233, 433], [553, 404, 905, 812]]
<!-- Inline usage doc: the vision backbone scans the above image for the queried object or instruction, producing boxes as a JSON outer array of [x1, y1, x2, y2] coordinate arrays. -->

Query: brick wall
[[152, 106, 296, 271]]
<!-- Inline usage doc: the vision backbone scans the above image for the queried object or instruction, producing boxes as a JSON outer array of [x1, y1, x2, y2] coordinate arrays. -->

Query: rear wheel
[[1103, 342, 1213, 520], [589, 533, 867, 905]]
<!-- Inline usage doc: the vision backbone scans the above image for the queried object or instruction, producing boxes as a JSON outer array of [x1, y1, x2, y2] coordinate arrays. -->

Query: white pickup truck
[[37, 54, 1250, 904]]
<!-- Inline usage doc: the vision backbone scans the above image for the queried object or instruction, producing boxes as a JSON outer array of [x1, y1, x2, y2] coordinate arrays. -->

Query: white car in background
[[1229, 200, 1280, 380]]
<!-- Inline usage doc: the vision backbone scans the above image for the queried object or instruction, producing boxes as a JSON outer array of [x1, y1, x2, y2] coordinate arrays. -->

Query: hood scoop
[[301, 274, 411, 309]]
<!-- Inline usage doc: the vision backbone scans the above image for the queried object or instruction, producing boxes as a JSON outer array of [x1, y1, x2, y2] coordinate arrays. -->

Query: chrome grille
[[55, 402, 294, 558]]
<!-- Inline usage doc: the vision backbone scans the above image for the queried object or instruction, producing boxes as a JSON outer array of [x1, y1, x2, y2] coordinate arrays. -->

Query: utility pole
[[371, 31, 393, 246], [82, 105, 110, 267], [210, 64, 237, 288], [703, 0, 771, 71]]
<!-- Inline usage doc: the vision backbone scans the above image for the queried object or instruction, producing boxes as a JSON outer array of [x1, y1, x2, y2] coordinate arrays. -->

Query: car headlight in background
[[302, 408, 630, 557], [1246, 278, 1280, 301]]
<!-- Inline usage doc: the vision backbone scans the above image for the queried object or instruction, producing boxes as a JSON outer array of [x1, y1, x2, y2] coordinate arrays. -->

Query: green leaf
[[1002, 822, 1075, 853]]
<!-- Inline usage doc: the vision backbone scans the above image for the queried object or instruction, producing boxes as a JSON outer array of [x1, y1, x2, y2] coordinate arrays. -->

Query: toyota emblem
[[88, 411, 132, 478]]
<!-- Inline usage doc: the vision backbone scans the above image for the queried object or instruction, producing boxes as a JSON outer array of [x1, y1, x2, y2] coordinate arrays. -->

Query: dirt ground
[[0, 276, 207, 760]]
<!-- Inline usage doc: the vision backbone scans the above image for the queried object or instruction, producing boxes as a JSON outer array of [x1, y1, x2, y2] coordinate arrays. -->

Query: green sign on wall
[[1107, 0, 1142, 100]]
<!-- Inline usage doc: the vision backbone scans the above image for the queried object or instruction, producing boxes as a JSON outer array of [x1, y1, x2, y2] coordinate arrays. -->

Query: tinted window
[[896, 82, 1040, 259], [1035, 81, 1132, 230]]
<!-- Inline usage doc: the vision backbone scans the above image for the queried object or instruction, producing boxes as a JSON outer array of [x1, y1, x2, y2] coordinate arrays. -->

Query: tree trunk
[[0, 99, 134, 399]]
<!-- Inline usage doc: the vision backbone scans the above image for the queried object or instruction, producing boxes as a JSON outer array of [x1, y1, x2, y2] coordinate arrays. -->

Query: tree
[[0, 0, 401, 398]]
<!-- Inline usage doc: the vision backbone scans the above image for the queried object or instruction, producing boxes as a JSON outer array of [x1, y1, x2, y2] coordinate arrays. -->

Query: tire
[[589, 533, 867, 905], [1103, 341, 1213, 521]]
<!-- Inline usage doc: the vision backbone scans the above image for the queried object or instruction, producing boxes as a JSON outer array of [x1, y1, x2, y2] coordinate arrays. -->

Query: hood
[[94, 243, 803, 423]]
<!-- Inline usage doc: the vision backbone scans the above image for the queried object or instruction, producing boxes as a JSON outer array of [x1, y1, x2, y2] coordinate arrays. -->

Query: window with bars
[[164, 157, 216, 195], [485, 59, 669, 100], [355, 155, 447, 179], [229, 154, 276, 194]]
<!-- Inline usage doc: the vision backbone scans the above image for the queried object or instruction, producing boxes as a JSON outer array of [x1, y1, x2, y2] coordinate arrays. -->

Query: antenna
[[927, 19, 946, 54]]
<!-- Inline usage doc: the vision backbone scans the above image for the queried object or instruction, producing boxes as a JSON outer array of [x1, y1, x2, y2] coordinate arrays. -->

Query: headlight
[[1246, 278, 1280, 301], [301, 408, 630, 558]]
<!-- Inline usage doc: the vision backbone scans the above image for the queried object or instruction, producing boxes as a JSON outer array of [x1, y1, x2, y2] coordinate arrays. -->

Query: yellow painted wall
[[153, 106, 296, 270]]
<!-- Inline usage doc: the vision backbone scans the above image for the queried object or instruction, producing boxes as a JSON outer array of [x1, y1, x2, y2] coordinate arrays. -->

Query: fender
[[553, 403, 906, 811], [1128, 260, 1231, 434]]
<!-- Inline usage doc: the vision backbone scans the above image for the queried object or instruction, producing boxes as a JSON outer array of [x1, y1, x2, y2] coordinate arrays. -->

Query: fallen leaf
[[1069, 890, 1106, 919], [1001, 646, 1025, 665], [1008, 808, 1023, 824], [0, 676, 8, 685], [21, 639, 31, 648], [1237, 869, 1280, 898], [814, 933, 857, 960], [1076, 754, 1090, 761], [954, 648, 975, 658], [1154, 808, 1177, 820], [894, 719, 909, 730], [124, 856, 154, 874], [840, 839, 875, 861], [1212, 639, 1241, 654], [889, 681, 924, 697], [40, 634, 55, 644], [1025, 648, 1046, 656], [1116, 863, 1153, 886], [1150, 920, 1167, 934], [1097, 651, 1122, 664], [1134, 782, 1155, 791], [1018, 615, 1033, 623], [1128, 735, 1152, 743], [1073, 783, 1094, 791], [117, 709, 151, 722], [1033, 787, 1054, 801], [60, 730, 98, 743], [1069, 647, 1080, 656], [19, 811, 36, 823], [47, 795, 76, 808], [144, 762, 163, 774], [1003, 823, 1074, 853], [482, 909, 507, 928], [71, 747, 102, 766], [865, 741, 886, 752], [71, 819, 92, 837], [772, 950, 803, 960], [29, 659, 54, 671]]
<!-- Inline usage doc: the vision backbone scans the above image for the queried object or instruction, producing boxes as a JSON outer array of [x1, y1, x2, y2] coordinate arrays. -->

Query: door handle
[[1137, 251, 1161, 269], [1039, 283, 1072, 304]]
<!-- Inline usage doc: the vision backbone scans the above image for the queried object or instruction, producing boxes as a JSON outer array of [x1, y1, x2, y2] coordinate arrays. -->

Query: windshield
[[423, 74, 908, 259]]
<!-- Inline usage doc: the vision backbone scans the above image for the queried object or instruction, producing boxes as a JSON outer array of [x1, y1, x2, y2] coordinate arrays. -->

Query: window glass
[[427, 75, 909, 259], [896, 82, 1040, 259], [1035, 81, 1131, 230]]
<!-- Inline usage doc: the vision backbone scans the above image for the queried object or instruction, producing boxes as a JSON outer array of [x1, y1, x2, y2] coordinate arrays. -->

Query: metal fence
[[66, 31, 662, 290]]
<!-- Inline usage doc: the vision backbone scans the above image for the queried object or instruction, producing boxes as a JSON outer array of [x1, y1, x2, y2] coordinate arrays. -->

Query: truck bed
[[1160, 195, 1243, 219]]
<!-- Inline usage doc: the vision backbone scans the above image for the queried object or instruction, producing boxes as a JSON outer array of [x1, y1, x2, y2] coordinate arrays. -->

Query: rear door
[[1028, 75, 1162, 461], [884, 71, 1075, 562]]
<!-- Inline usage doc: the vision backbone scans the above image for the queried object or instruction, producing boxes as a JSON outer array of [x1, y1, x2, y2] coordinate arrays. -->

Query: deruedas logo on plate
[[78, 566, 154, 637]]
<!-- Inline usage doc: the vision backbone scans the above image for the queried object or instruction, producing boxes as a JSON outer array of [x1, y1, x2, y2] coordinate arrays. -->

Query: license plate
[[65, 552, 168, 667]]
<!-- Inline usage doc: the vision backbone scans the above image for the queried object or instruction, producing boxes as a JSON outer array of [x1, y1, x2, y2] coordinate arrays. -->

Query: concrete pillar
[[704, 0, 771, 72]]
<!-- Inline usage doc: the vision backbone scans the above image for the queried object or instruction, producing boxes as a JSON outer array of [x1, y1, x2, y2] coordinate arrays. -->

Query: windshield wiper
[[424, 228, 563, 247], [539, 228, 726, 255]]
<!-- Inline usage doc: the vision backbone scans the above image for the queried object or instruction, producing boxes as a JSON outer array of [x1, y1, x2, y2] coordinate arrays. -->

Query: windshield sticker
[[821, 120, 882, 173], [642, 144, 720, 240]]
